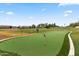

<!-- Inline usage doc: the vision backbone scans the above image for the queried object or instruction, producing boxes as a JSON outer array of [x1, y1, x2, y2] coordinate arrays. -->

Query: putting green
[[0, 31, 67, 56]]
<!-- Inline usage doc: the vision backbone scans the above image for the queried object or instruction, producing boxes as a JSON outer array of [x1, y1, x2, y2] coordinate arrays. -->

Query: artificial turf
[[0, 31, 67, 56]]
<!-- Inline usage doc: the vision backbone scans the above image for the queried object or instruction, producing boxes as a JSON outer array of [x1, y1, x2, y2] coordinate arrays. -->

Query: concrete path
[[0, 37, 15, 42], [68, 32, 75, 56]]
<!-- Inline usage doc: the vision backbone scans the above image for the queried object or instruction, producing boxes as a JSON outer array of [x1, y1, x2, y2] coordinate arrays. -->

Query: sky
[[0, 3, 79, 26]]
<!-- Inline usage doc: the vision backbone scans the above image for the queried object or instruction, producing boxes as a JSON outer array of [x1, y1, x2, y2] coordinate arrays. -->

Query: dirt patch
[[12, 33, 32, 37], [0, 31, 33, 36], [0, 30, 33, 41], [0, 33, 32, 40], [0, 34, 11, 40]]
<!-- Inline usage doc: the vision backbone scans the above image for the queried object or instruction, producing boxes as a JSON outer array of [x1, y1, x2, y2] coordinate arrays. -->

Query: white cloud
[[28, 16, 34, 19], [5, 11, 14, 15], [58, 3, 72, 6], [41, 8, 47, 12], [58, 3, 69, 6], [64, 13, 69, 17], [64, 10, 72, 17], [58, 3, 79, 6], [64, 10, 72, 14]]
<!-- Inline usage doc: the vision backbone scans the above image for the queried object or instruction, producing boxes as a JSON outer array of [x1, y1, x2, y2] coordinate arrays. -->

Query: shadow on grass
[[0, 49, 20, 56], [57, 32, 70, 56]]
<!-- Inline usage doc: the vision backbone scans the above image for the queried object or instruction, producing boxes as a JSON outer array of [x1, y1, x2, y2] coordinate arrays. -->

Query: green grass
[[71, 29, 79, 56], [57, 32, 70, 56], [0, 31, 67, 56]]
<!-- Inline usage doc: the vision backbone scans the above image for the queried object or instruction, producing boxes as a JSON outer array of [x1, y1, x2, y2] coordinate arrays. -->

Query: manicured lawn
[[71, 29, 79, 56], [0, 31, 67, 56], [57, 32, 70, 56]]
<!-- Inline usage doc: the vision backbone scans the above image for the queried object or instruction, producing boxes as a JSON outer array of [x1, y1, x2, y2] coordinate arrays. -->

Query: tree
[[28, 26, 32, 29], [53, 23, 56, 27], [32, 24, 36, 28], [37, 24, 44, 28], [45, 23, 50, 28], [69, 21, 79, 27], [48, 24, 52, 27], [36, 28, 39, 32], [17, 26, 21, 29], [9, 26, 12, 29]]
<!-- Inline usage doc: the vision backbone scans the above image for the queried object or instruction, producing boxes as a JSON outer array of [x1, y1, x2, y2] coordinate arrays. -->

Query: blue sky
[[0, 3, 79, 26]]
